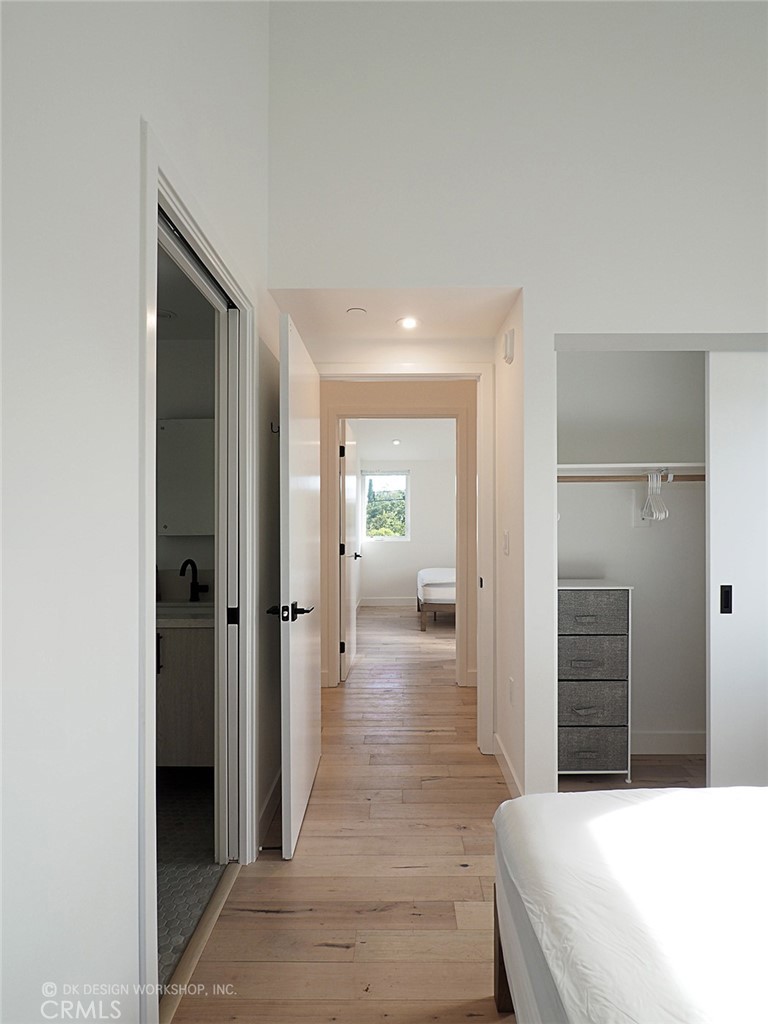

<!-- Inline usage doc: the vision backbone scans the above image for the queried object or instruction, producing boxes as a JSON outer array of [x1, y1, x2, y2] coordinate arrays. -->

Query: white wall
[[707, 353, 768, 786], [359, 459, 456, 604], [1, 3, 269, 1020], [269, 3, 766, 333], [558, 352, 706, 465], [495, 295, 528, 795], [269, 2, 767, 794]]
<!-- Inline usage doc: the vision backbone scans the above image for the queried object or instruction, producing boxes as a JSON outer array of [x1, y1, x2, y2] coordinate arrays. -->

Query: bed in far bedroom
[[493, 786, 768, 1024], [416, 567, 455, 631]]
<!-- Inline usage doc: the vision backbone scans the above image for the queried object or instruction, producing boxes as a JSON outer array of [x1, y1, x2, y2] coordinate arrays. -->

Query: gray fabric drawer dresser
[[557, 580, 632, 781]]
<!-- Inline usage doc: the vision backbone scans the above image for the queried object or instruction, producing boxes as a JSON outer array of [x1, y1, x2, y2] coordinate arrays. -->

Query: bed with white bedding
[[493, 787, 768, 1023], [416, 567, 456, 631]]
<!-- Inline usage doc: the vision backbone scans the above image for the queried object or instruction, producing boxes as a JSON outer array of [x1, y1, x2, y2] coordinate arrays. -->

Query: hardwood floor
[[174, 606, 704, 1022], [175, 606, 513, 1023]]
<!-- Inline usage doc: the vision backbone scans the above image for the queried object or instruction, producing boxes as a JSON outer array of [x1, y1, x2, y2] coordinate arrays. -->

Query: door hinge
[[227, 607, 239, 625], [339, 445, 346, 458], [340, 641, 346, 654], [340, 542, 346, 556]]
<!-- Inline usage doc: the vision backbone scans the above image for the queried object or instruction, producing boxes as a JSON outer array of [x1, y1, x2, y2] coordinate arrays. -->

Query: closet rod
[[557, 474, 705, 483]]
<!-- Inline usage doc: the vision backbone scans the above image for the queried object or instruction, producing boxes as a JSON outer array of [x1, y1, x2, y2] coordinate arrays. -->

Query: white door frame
[[139, 122, 258, 1022], [318, 363, 495, 755]]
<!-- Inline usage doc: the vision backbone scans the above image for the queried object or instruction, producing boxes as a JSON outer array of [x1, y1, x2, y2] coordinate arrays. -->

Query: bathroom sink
[[156, 601, 214, 619]]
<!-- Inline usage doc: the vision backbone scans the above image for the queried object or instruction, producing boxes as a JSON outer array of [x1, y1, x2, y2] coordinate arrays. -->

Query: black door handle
[[266, 605, 280, 615], [354, 552, 362, 559], [291, 601, 315, 622]]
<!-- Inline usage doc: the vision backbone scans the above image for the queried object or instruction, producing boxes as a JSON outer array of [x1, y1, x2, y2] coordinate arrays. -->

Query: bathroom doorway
[[153, 211, 242, 986]]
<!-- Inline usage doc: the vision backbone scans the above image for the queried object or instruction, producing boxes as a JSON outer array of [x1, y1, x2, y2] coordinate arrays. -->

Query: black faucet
[[179, 558, 209, 603]]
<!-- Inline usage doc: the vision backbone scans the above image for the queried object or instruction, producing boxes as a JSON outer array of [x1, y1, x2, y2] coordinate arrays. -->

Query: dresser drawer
[[558, 727, 628, 772], [558, 680, 628, 726], [559, 589, 628, 635], [558, 635, 628, 680]]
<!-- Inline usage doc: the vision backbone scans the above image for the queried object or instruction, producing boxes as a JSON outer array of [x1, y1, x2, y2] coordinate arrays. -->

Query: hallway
[[175, 606, 514, 1022]]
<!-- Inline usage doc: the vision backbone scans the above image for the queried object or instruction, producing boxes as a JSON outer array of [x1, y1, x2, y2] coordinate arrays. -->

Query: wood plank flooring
[[176, 607, 513, 1023], [173, 606, 705, 1022]]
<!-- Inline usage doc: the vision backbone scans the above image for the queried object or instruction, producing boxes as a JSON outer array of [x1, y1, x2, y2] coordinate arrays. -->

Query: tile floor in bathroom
[[156, 768, 225, 987]]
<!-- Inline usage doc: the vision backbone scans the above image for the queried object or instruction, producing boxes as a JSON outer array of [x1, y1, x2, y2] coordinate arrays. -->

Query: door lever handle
[[354, 552, 362, 559], [290, 601, 315, 622], [266, 605, 280, 615]]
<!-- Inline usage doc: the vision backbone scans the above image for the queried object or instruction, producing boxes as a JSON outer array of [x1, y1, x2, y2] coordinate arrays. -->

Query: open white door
[[707, 351, 768, 787], [280, 314, 322, 858], [340, 422, 360, 681]]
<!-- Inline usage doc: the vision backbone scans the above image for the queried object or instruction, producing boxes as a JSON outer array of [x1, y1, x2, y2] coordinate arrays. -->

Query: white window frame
[[361, 469, 411, 542]]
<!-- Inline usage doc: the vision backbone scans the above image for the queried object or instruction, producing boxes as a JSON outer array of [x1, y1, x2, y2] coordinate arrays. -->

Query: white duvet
[[494, 787, 768, 1024]]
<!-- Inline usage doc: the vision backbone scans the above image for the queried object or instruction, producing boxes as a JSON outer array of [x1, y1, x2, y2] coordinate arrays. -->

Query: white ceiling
[[269, 287, 518, 346], [349, 418, 456, 463]]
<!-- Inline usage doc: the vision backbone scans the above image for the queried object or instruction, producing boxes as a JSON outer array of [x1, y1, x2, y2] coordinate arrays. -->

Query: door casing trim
[[139, 120, 258, 1023]]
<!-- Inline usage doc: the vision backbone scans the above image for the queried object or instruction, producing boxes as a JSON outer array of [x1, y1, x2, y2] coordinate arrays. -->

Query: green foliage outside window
[[365, 475, 407, 538]]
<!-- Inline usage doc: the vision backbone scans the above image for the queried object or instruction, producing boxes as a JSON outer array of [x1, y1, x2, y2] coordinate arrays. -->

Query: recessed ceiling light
[[392, 439, 401, 446], [346, 306, 367, 315], [397, 316, 419, 330]]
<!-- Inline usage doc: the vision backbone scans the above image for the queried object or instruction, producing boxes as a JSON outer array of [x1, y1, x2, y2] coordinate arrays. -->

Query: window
[[362, 472, 410, 540]]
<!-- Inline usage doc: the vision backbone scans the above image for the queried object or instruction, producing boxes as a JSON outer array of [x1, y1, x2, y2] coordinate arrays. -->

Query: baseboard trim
[[359, 597, 416, 607], [632, 730, 706, 755], [494, 732, 523, 799], [460, 668, 478, 689], [259, 772, 281, 844], [158, 862, 240, 1024]]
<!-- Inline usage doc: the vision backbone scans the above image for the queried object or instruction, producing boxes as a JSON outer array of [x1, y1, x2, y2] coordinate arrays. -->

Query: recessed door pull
[[291, 601, 315, 622]]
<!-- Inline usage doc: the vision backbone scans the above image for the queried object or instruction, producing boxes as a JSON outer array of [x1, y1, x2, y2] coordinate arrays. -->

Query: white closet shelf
[[557, 462, 705, 483]]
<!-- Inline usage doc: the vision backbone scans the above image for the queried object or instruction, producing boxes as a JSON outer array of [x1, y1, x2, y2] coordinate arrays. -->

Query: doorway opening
[[153, 210, 243, 986], [555, 350, 707, 793], [341, 418, 458, 688]]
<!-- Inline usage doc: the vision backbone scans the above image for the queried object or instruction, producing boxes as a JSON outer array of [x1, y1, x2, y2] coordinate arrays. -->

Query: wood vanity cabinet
[[557, 582, 632, 780], [156, 626, 214, 767]]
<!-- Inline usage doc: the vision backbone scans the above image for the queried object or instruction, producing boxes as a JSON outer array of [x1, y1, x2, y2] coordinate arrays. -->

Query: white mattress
[[494, 787, 768, 1024], [417, 567, 455, 601], [420, 584, 456, 605]]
